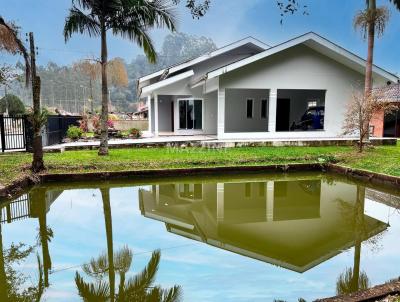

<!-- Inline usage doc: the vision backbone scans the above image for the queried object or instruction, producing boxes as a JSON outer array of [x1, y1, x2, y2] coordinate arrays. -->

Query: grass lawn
[[0, 142, 399, 187]]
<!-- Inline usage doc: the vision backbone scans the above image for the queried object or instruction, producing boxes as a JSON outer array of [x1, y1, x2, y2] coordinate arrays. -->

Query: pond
[[0, 172, 399, 301]]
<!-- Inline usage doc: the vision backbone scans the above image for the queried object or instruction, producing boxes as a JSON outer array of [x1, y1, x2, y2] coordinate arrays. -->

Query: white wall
[[219, 44, 365, 139], [225, 89, 269, 132], [158, 95, 173, 132]]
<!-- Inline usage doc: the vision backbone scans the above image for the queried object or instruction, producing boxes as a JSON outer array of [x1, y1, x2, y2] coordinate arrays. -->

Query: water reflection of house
[[0, 190, 62, 224], [139, 179, 388, 273]]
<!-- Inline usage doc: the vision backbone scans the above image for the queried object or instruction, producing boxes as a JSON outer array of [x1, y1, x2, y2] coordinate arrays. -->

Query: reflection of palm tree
[[30, 188, 53, 288], [336, 186, 370, 295], [75, 246, 182, 301], [76, 188, 181, 301], [101, 188, 115, 302]]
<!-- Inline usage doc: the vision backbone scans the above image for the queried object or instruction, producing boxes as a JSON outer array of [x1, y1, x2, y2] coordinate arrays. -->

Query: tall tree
[[354, 0, 390, 101], [73, 58, 128, 113], [64, 0, 178, 156]]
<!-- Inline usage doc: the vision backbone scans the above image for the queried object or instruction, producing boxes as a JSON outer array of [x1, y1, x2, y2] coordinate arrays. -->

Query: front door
[[178, 99, 202, 130], [276, 98, 291, 131]]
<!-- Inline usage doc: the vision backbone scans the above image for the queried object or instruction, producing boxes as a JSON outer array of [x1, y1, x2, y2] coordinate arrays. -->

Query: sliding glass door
[[179, 99, 202, 130]]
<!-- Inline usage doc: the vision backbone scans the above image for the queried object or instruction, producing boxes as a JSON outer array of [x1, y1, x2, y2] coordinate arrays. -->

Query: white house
[[137, 32, 398, 140]]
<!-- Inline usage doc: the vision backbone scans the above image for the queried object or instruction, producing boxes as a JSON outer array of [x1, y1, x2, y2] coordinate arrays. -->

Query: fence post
[[0, 115, 5, 152]]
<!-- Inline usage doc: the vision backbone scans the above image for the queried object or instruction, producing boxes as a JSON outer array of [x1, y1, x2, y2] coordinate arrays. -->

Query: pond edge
[[0, 163, 399, 200]]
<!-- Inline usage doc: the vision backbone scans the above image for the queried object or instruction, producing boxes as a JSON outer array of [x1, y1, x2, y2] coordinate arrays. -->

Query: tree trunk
[[98, 23, 109, 156], [32, 75, 45, 172], [30, 187, 52, 288], [30, 32, 45, 172], [364, 0, 376, 141], [89, 78, 94, 114], [101, 188, 115, 301]]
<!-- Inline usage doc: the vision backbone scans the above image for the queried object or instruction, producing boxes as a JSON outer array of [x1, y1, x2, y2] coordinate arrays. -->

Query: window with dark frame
[[246, 99, 253, 118], [261, 99, 268, 119]]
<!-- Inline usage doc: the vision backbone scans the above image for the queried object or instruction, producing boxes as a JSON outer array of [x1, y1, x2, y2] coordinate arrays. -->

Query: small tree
[[343, 89, 396, 152], [0, 94, 25, 115]]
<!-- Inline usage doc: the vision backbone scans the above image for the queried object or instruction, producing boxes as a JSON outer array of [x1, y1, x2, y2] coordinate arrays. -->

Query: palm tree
[[336, 186, 370, 295], [64, 0, 177, 156], [353, 0, 400, 140], [75, 246, 182, 301]]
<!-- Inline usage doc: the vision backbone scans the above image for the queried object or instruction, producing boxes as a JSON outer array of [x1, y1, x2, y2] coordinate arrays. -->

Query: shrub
[[107, 119, 115, 129], [0, 94, 25, 115], [91, 115, 101, 132], [129, 128, 142, 139], [66, 125, 83, 140], [78, 115, 89, 133]]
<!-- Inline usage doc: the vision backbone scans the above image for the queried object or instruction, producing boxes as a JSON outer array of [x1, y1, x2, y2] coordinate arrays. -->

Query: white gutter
[[140, 70, 194, 97], [208, 32, 399, 83]]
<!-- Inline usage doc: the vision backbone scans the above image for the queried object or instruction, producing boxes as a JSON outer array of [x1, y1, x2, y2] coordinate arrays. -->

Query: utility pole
[[29, 32, 45, 172]]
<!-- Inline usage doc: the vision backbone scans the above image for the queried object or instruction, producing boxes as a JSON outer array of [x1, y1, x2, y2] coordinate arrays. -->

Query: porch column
[[266, 181, 274, 222], [268, 89, 277, 133], [147, 95, 152, 133], [217, 88, 225, 139], [217, 183, 224, 222], [154, 94, 159, 137]]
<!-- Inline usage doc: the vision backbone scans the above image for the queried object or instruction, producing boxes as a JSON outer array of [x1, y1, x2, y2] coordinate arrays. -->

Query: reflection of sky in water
[[2, 182, 400, 302]]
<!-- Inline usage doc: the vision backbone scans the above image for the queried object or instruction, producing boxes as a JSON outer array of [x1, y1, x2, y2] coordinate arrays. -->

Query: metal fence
[[0, 115, 27, 152], [44, 115, 82, 146], [0, 194, 30, 224]]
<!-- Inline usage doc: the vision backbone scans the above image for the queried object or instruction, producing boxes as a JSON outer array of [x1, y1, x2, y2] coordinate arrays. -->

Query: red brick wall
[[370, 109, 384, 137]]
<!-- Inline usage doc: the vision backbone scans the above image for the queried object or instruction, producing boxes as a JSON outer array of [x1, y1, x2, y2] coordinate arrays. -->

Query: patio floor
[[42, 134, 397, 152]]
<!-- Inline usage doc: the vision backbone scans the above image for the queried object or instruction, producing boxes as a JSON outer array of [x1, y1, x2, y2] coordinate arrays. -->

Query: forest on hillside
[[5, 32, 216, 113]]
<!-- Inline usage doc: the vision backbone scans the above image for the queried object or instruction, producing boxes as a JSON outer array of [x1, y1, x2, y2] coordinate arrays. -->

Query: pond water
[[0, 172, 399, 301]]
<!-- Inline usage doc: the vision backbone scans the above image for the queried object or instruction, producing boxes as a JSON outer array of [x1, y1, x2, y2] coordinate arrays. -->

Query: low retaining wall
[[88, 120, 148, 132], [1, 163, 399, 201], [112, 120, 148, 131]]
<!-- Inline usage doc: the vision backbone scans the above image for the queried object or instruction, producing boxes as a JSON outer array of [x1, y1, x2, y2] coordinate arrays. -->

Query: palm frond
[[353, 6, 390, 39], [64, 6, 101, 41], [142, 0, 179, 31], [0, 16, 31, 86], [114, 245, 133, 274], [75, 271, 110, 302], [336, 267, 370, 295], [35, 254, 44, 302], [162, 285, 183, 302], [124, 249, 161, 298], [82, 251, 109, 280], [112, 24, 157, 63], [389, 0, 400, 10]]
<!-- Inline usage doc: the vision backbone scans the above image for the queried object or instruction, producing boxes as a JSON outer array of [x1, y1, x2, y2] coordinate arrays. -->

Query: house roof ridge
[[138, 36, 270, 83]]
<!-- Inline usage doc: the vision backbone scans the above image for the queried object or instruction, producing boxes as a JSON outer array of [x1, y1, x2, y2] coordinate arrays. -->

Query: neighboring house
[[370, 83, 400, 138], [137, 32, 398, 140]]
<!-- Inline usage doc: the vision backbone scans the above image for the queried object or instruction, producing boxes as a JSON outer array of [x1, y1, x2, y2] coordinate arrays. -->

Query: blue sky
[[1, 0, 400, 74]]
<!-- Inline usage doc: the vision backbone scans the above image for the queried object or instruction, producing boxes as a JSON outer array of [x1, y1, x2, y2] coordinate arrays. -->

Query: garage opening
[[383, 106, 400, 137], [276, 89, 326, 132]]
